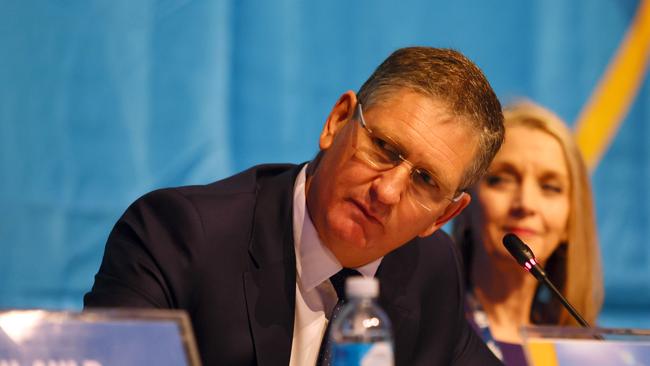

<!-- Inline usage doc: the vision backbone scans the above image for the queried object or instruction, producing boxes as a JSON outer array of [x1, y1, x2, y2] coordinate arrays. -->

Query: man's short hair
[[357, 47, 504, 191]]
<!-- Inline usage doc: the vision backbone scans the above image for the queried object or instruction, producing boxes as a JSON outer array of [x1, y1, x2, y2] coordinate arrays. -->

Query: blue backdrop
[[1, 0, 648, 327]]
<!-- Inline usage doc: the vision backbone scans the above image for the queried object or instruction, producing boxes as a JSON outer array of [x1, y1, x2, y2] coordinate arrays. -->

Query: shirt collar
[[292, 164, 381, 292]]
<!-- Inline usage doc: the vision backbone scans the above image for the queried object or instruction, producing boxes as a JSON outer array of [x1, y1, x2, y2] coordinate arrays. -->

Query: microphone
[[502, 233, 592, 328]]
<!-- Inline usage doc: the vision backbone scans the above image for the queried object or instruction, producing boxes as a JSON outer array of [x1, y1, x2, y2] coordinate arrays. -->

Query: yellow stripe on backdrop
[[574, 0, 650, 171]]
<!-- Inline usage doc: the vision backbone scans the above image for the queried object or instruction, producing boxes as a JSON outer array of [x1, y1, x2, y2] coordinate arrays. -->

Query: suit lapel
[[377, 241, 420, 365], [243, 165, 302, 366]]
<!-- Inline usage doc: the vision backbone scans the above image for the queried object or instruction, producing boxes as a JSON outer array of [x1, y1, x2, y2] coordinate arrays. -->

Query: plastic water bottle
[[330, 276, 394, 366]]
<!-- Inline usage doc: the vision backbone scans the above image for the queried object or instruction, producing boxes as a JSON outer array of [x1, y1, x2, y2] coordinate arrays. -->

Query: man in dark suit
[[85, 47, 505, 365]]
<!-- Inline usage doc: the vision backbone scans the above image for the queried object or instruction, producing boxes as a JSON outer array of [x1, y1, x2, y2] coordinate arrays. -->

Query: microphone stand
[[539, 274, 590, 328], [502, 233, 602, 339]]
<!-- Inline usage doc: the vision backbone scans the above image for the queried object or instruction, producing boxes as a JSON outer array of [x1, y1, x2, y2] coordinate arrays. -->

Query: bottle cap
[[345, 276, 379, 298]]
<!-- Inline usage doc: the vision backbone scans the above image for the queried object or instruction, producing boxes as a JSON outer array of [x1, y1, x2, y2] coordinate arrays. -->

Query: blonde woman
[[453, 100, 604, 365]]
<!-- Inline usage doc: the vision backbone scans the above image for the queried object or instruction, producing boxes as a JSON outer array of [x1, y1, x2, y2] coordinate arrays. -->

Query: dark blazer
[[84, 164, 501, 366]]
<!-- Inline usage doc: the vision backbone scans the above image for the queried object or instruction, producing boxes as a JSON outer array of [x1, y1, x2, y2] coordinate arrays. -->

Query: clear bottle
[[330, 277, 394, 366]]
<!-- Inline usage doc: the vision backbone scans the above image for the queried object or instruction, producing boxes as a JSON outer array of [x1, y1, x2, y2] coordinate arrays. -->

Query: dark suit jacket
[[84, 164, 501, 366]]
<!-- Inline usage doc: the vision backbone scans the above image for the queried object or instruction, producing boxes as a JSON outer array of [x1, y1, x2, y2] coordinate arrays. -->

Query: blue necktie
[[316, 268, 362, 366]]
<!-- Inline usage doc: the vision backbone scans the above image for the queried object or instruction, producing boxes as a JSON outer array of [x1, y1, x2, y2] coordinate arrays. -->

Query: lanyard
[[465, 291, 504, 361]]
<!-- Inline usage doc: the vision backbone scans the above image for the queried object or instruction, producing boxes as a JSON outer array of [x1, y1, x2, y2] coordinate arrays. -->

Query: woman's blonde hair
[[453, 100, 604, 325]]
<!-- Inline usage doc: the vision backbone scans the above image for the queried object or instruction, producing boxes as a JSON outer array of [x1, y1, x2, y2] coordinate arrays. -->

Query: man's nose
[[370, 163, 412, 206]]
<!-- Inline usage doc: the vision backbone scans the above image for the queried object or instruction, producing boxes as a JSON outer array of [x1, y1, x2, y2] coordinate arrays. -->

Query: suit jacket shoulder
[[84, 163, 302, 365], [378, 230, 502, 365]]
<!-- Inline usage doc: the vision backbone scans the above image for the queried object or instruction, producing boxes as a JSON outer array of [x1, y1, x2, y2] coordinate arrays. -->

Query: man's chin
[[328, 242, 383, 268], [326, 214, 371, 248]]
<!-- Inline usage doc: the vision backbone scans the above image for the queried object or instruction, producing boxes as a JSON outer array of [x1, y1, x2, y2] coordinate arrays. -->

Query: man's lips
[[349, 199, 383, 226]]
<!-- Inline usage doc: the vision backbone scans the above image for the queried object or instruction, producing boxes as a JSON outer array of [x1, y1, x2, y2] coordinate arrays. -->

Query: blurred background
[[1, 0, 649, 327]]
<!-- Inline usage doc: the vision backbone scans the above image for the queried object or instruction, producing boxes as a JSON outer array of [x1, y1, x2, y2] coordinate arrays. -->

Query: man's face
[[306, 89, 477, 267]]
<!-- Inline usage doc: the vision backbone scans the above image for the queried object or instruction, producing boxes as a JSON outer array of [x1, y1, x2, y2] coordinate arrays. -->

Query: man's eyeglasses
[[353, 102, 464, 212]]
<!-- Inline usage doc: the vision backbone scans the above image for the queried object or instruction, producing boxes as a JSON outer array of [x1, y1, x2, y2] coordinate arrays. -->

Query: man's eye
[[414, 169, 439, 189], [372, 137, 401, 160]]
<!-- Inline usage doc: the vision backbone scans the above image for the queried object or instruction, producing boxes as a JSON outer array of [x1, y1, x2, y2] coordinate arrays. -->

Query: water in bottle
[[329, 276, 394, 366]]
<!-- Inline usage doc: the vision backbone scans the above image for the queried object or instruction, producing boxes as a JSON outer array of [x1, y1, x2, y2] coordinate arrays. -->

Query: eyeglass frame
[[352, 102, 466, 212]]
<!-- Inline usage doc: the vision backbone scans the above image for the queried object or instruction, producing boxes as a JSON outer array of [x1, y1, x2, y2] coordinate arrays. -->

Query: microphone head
[[502, 233, 537, 268]]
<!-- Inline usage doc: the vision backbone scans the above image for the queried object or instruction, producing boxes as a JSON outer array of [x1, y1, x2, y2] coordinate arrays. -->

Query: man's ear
[[418, 192, 472, 237], [319, 90, 357, 150]]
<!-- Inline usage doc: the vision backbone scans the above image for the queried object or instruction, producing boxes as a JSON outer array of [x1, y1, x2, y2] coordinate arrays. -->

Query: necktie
[[316, 268, 362, 366]]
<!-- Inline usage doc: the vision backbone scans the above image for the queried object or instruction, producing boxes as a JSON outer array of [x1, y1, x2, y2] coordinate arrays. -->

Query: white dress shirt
[[289, 165, 381, 366]]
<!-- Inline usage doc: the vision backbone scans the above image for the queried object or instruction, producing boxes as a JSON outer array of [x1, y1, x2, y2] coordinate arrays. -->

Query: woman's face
[[476, 125, 570, 265]]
